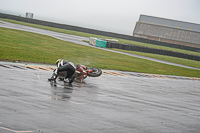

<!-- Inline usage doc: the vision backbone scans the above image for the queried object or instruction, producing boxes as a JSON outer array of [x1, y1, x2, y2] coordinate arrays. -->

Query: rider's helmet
[[56, 59, 63, 65]]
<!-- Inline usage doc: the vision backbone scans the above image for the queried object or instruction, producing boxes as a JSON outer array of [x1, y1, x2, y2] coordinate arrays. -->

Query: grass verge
[[0, 27, 200, 78], [1, 18, 200, 56]]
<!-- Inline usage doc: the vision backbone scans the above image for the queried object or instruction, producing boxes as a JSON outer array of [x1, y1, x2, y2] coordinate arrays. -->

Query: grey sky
[[0, 0, 200, 35]]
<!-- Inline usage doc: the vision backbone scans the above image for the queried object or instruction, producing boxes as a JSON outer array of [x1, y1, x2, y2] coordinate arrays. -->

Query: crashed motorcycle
[[58, 64, 102, 82]]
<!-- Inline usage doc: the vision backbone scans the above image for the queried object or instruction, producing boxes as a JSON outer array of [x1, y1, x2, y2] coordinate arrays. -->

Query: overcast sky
[[0, 0, 200, 35]]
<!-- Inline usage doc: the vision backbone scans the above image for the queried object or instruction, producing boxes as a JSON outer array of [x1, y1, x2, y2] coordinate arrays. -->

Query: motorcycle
[[58, 64, 102, 82]]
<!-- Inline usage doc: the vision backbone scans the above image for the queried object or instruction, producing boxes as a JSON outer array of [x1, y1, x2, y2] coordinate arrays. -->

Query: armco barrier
[[1, 13, 200, 52], [89, 37, 97, 46], [96, 39, 107, 48], [106, 41, 200, 61], [89, 37, 108, 48]]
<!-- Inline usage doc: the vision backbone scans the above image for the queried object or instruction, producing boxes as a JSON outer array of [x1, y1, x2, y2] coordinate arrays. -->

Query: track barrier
[[106, 41, 200, 61]]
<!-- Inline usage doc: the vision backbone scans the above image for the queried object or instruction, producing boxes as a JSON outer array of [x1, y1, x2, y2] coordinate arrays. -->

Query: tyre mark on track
[[0, 125, 33, 133]]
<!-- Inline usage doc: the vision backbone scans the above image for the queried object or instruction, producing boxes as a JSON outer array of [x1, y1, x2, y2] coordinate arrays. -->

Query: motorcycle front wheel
[[88, 67, 102, 77]]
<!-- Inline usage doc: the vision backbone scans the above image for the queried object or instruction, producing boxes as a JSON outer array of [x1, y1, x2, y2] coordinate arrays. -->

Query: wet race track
[[1, 20, 200, 133], [0, 62, 200, 133]]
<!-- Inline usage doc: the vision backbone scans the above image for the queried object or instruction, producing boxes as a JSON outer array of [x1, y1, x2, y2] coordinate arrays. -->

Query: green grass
[[1, 18, 200, 56], [0, 27, 200, 78]]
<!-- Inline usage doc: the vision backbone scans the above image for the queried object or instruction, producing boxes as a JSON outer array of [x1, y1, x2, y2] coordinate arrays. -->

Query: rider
[[48, 59, 76, 83]]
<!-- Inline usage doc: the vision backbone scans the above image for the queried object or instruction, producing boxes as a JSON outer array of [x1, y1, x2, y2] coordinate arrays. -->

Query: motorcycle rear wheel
[[88, 67, 102, 77]]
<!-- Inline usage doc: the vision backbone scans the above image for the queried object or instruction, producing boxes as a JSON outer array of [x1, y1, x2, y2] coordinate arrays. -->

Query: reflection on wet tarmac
[[50, 81, 73, 100]]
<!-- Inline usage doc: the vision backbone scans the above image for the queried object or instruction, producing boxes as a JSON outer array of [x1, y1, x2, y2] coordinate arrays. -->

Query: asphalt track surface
[[0, 62, 200, 133], [0, 20, 200, 71]]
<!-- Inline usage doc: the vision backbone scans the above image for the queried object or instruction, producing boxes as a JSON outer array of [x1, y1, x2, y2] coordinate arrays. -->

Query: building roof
[[139, 15, 200, 33]]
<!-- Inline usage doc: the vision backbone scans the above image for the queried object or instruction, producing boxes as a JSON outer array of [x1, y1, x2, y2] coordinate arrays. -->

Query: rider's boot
[[48, 72, 58, 81], [64, 77, 68, 83], [69, 75, 76, 84]]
